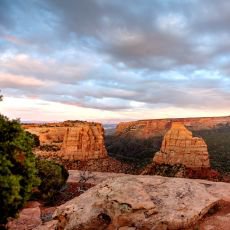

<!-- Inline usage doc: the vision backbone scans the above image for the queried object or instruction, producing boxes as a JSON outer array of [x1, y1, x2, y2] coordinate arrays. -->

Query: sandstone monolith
[[153, 122, 210, 168], [60, 123, 107, 160]]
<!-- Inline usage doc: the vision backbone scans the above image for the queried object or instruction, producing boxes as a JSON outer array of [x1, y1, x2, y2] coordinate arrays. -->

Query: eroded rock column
[[153, 122, 210, 168]]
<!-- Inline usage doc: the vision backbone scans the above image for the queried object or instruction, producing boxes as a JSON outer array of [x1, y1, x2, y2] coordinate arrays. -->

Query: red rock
[[7, 204, 41, 230], [60, 124, 107, 160], [24, 201, 41, 208], [40, 175, 220, 229], [153, 122, 210, 168], [23, 121, 107, 160], [115, 116, 230, 138]]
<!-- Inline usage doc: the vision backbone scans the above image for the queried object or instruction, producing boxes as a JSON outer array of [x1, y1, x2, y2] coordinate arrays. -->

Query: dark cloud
[[191, 1, 230, 34]]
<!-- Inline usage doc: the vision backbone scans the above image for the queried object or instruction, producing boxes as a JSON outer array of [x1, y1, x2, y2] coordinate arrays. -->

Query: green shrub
[[35, 159, 69, 201], [194, 125, 230, 173], [142, 163, 186, 177], [39, 144, 60, 152], [0, 115, 40, 224], [154, 164, 186, 177], [25, 131, 40, 147]]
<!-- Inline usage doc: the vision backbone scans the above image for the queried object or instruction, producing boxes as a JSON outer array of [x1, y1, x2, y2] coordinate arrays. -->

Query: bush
[[35, 159, 69, 201], [39, 144, 60, 152], [142, 163, 186, 177], [0, 115, 40, 225], [25, 131, 40, 147]]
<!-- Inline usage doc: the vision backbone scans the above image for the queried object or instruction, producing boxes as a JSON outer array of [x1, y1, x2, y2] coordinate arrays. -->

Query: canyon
[[23, 116, 230, 176], [23, 121, 107, 161], [115, 116, 230, 138], [12, 118, 230, 229]]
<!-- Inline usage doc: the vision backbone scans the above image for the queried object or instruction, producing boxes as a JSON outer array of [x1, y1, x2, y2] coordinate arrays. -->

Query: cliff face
[[115, 116, 230, 138], [25, 126, 66, 145], [60, 124, 107, 160], [23, 121, 107, 160], [153, 122, 210, 168]]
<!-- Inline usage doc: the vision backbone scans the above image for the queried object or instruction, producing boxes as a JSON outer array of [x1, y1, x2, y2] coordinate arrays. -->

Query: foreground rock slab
[[39, 175, 221, 230], [67, 170, 230, 202]]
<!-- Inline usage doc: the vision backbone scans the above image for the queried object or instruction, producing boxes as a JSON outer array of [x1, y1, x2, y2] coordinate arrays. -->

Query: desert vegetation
[[0, 114, 40, 225], [39, 144, 61, 152], [194, 125, 230, 174], [105, 135, 162, 166], [0, 100, 69, 227], [34, 159, 69, 202]]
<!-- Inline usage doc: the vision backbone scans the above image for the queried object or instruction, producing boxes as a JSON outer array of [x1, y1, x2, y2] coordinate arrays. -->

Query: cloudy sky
[[0, 0, 230, 123]]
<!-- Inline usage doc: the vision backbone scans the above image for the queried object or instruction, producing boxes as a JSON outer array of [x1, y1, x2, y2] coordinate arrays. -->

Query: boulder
[[153, 122, 210, 168], [40, 175, 219, 229]]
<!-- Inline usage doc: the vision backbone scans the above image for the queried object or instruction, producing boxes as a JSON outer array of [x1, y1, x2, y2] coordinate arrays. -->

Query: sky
[[0, 0, 230, 123]]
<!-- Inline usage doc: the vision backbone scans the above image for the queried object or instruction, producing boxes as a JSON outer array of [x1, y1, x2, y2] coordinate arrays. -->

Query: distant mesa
[[115, 116, 230, 138], [153, 122, 210, 168], [23, 121, 107, 161]]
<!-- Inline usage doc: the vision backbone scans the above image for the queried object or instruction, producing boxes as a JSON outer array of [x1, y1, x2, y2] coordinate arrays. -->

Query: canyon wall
[[115, 116, 230, 138], [23, 121, 107, 160], [153, 122, 210, 168]]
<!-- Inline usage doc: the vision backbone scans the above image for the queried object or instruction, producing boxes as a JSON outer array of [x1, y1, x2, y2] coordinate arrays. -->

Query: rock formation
[[115, 116, 230, 138], [36, 175, 224, 230], [60, 124, 107, 160], [153, 122, 210, 168], [7, 202, 41, 230], [7, 171, 230, 229], [23, 121, 107, 161]]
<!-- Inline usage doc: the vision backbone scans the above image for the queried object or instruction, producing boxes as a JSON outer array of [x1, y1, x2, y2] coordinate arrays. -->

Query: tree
[[35, 159, 69, 201], [0, 114, 40, 225]]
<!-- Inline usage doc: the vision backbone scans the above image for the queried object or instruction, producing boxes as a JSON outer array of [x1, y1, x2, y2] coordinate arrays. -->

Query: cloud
[[0, 0, 230, 120], [0, 53, 98, 83], [0, 73, 46, 88]]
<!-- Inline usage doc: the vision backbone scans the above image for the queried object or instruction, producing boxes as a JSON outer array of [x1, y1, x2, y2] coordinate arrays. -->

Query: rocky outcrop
[[8, 172, 230, 230], [23, 121, 107, 161], [36, 175, 224, 230], [153, 122, 210, 168], [67, 170, 230, 202], [116, 116, 230, 138], [7, 202, 41, 230], [60, 124, 107, 160]]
